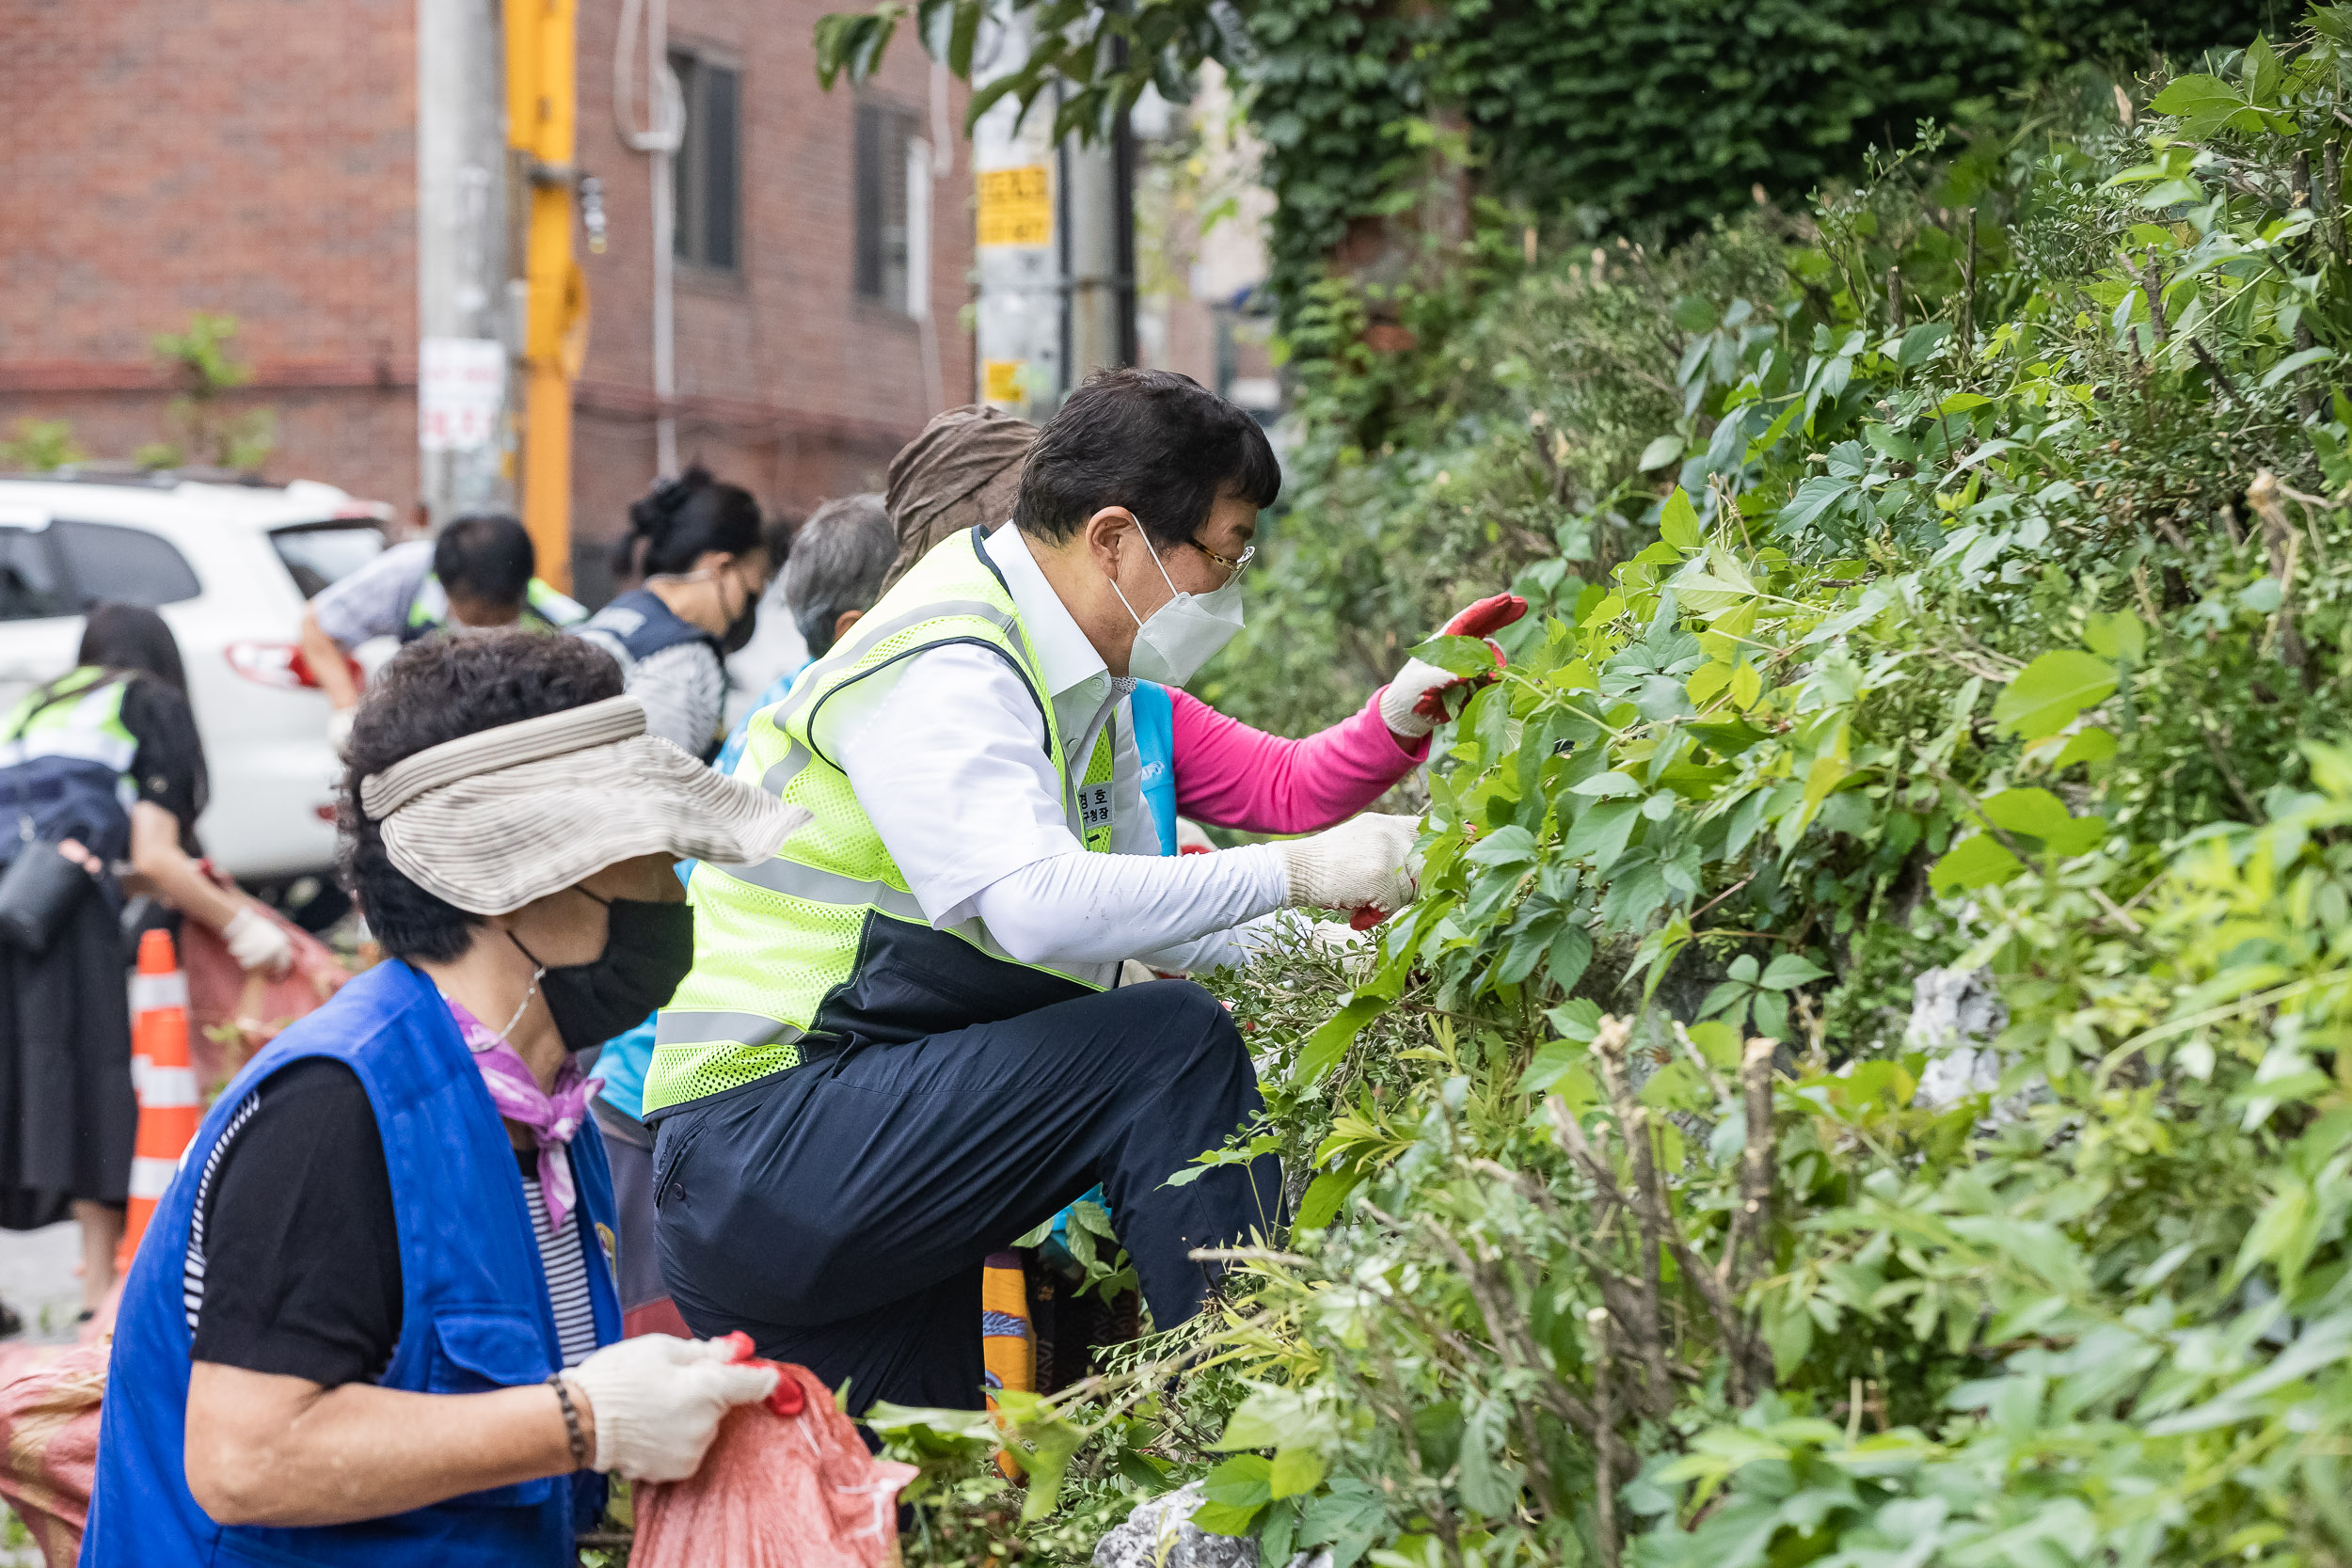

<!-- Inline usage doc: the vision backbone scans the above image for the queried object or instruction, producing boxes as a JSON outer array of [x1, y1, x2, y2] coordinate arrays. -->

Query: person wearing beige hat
[[84, 631, 806, 1568]]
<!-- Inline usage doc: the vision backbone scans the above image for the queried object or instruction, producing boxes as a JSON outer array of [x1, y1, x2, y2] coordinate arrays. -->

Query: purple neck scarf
[[446, 996, 603, 1234]]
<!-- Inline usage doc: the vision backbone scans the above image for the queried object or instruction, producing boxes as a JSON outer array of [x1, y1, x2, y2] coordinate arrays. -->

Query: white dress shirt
[[814, 525, 1288, 973]]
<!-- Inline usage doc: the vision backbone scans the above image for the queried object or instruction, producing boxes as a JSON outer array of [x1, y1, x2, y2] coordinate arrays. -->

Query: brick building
[[0, 0, 973, 595]]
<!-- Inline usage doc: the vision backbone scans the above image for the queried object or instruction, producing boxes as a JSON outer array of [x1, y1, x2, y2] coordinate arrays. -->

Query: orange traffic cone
[[116, 929, 199, 1275]]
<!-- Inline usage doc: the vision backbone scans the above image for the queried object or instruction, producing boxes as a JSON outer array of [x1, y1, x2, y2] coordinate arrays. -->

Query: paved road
[[0, 1222, 88, 1345]]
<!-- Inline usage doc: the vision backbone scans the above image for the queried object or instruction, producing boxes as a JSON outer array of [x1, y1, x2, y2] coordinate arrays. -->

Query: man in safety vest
[[300, 513, 586, 750], [647, 369, 1422, 1412]]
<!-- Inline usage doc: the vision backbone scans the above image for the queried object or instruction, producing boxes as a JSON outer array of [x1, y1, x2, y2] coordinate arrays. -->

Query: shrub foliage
[[879, 13, 2352, 1568]]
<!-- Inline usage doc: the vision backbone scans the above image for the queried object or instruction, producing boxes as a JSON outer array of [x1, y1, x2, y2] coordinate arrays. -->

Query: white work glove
[[564, 1334, 780, 1482], [1377, 594, 1529, 739], [326, 706, 357, 758], [221, 906, 294, 977], [1280, 814, 1421, 917]]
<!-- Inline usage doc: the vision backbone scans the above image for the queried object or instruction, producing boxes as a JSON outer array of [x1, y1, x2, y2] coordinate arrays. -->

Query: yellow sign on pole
[[982, 360, 1025, 404], [977, 166, 1053, 248]]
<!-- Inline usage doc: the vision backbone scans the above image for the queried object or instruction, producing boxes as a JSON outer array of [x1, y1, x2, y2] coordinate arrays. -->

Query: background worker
[[0, 604, 293, 1323], [299, 513, 586, 751], [576, 467, 772, 759], [588, 490, 884, 1337], [84, 631, 802, 1565], [649, 370, 1424, 1413]]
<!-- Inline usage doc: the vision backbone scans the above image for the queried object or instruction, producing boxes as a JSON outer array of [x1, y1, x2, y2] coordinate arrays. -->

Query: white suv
[[0, 472, 391, 897]]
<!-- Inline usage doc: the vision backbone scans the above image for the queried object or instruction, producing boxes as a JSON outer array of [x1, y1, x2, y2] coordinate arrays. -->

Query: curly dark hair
[[339, 629, 625, 960]]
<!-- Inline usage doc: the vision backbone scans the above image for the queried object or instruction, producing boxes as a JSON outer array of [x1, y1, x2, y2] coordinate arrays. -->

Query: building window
[[671, 50, 739, 272], [855, 101, 915, 309]]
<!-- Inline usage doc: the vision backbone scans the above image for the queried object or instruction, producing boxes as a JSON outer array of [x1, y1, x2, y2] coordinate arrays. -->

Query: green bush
[[882, 12, 2352, 1568]]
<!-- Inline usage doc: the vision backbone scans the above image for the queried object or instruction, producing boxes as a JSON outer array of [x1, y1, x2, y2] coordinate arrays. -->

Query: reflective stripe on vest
[[646, 528, 1120, 1114], [0, 668, 137, 797]]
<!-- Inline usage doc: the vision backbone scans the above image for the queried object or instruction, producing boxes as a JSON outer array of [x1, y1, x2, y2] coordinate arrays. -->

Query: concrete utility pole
[[507, 0, 588, 591], [1059, 126, 1135, 384], [416, 0, 513, 526], [972, 14, 1064, 417]]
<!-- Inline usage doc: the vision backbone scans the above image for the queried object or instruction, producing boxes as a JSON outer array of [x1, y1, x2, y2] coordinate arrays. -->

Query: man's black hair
[[1013, 369, 1280, 549], [433, 513, 536, 608], [339, 630, 623, 960]]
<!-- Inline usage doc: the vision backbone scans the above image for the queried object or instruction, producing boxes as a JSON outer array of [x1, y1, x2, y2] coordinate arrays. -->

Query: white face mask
[[1108, 530, 1246, 686]]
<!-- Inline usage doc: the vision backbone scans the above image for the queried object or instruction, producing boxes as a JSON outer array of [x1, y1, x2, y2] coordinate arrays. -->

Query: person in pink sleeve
[[884, 403, 1526, 858]]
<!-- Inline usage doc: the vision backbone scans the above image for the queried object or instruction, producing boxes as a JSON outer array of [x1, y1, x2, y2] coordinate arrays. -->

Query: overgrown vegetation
[[821, 0, 2281, 316], [880, 14, 2352, 1568], [137, 311, 277, 473]]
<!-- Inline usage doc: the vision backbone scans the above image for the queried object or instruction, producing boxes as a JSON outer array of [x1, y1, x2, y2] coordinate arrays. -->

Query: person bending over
[[300, 513, 586, 751], [646, 369, 1422, 1413]]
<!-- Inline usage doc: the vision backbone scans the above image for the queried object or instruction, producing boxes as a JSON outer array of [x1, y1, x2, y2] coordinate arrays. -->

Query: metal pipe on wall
[[614, 0, 686, 477]]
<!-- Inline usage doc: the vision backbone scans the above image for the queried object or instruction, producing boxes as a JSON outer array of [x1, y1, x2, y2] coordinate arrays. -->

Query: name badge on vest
[[1079, 783, 1114, 831]]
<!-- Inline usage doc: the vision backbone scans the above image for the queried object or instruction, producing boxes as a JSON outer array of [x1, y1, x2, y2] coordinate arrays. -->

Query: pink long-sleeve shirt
[[1168, 688, 1427, 835]]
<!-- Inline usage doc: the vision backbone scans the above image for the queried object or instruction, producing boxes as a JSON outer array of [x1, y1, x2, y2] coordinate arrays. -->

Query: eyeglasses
[[1190, 540, 1256, 582]]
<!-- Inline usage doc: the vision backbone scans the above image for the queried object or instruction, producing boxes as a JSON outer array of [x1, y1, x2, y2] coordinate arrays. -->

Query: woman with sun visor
[[83, 630, 806, 1568]]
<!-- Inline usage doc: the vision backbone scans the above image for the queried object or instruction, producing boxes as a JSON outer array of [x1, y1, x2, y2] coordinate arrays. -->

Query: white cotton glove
[[564, 1334, 780, 1482], [326, 706, 357, 758], [222, 906, 294, 977], [1376, 594, 1529, 738], [1279, 814, 1421, 917]]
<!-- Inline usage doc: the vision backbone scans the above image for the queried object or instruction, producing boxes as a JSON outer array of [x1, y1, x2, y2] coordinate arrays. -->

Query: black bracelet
[[548, 1373, 590, 1470]]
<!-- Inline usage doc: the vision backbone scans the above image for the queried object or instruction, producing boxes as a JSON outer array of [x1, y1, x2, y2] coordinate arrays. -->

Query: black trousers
[[652, 979, 1282, 1413]]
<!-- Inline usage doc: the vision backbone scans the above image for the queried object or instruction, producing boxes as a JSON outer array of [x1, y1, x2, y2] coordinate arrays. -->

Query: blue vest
[[1132, 681, 1178, 857], [83, 960, 621, 1567], [577, 587, 721, 669]]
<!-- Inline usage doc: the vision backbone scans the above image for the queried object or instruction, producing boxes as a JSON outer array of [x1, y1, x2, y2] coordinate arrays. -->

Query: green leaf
[[1466, 824, 1540, 865], [1295, 994, 1391, 1083], [2260, 346, 2336, 389], [1638, 435, 1684, 472], [1548, 925, 1595, 990], [2082, 610, 2144, 664], [1562, 800, 1640, 872], [1203, 1453, 1275, 1510], [1758, 954, 1829, 990], [1270, 1448, 1327, 1498], [1407, 633, 1502, 678], [1992, 650, 2117, 739], [1570, 771, 1641, 798], [1979, 787, 2104, 856], [1930, 833, 2024, 894], [2147, 71, 2247, 135], [1190, 1499, 1266, 1537], [1294, 1168, 1365, 1231], [1659, 486, 1703, 548]]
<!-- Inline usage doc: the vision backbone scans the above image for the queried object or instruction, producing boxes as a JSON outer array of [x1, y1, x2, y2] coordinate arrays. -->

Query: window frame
[[670, 46, 743, 276], [853, 97, 918, 314]]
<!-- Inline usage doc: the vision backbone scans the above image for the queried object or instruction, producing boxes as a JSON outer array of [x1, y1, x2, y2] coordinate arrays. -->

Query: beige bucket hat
[[358, 695, 808, 915]]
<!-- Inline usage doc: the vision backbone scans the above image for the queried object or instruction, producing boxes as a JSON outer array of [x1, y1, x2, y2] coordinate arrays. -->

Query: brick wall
[[574, 0, 977, 578], [1, 0, 977, 560], [0, 0, 420, 506]]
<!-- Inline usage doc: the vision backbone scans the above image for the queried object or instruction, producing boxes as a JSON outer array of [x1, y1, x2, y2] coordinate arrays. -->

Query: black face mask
[[510, 893, 695, 1053], [720, 598, 758, 656], [718, 568, 760, 655]]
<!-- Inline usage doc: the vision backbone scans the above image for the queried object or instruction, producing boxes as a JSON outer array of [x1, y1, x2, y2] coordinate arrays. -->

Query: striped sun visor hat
[[358, 695, 809, 915]]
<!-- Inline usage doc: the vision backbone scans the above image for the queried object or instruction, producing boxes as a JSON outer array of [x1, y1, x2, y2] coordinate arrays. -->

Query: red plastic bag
[[182, 882, 348, 1095], [0, 1338, 106, 1567], [631, 1341, 917, 1568]]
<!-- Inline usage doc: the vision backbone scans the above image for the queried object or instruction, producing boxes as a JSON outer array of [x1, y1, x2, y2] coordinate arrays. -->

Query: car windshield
[[270, 522, 386, 598]]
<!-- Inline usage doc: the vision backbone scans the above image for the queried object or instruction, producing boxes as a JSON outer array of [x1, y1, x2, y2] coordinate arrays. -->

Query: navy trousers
[[651, 979, 1282, 1413]]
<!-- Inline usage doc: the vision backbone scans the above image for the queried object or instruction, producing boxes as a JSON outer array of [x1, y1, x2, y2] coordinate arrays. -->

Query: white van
[[0, 472, 391, 898]]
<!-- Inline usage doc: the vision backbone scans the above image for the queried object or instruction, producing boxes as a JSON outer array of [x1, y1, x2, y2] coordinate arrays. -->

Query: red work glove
[[1377, 594, 1529, 739]]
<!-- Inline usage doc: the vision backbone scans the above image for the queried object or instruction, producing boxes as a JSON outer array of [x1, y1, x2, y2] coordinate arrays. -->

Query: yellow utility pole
[[505, 0, 588, 591]]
